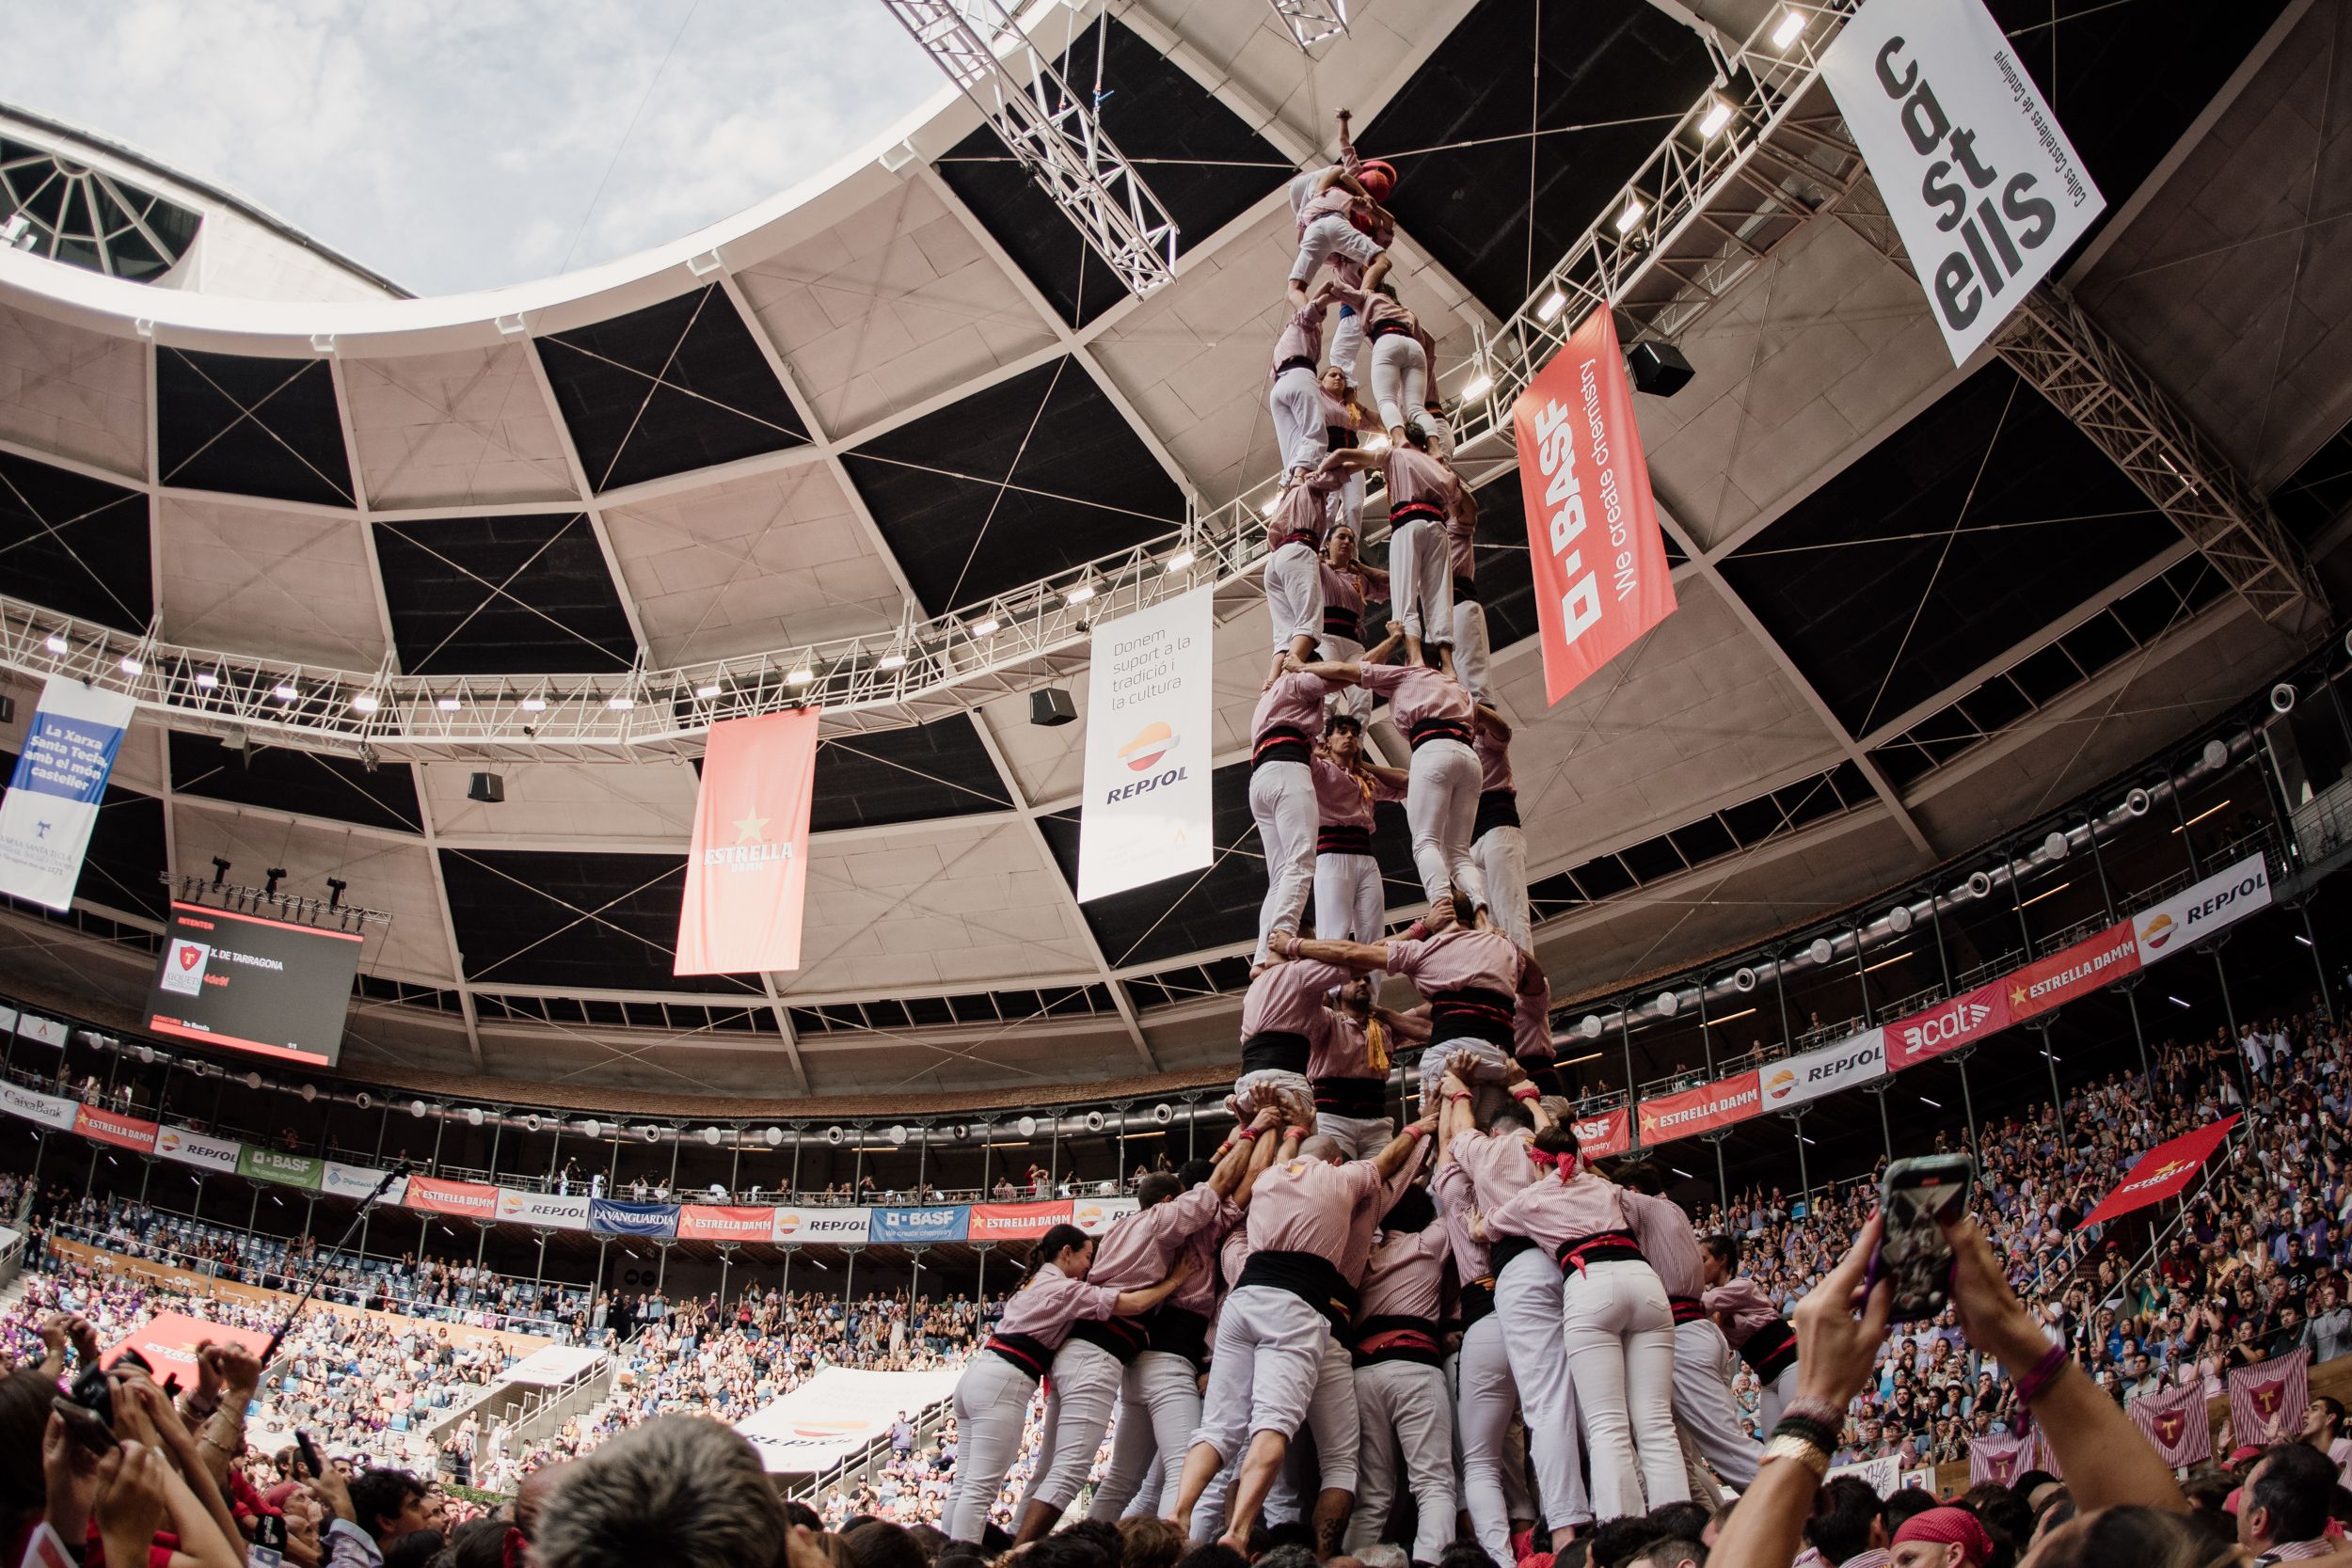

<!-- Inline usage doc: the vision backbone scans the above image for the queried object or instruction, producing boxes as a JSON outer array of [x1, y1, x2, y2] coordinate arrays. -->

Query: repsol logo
[[1806, 1043, 1882, 1082], [1900, 1000, 1992, 1052], [1105, 768, 1186, 804], [2184, 869, 2266, 931]]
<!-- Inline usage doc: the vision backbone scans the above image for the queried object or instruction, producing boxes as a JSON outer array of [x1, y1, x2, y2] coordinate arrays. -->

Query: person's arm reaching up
[[1372, 1107, 1440, 1180]]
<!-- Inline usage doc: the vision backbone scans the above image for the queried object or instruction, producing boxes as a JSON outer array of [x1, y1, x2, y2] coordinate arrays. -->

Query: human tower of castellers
[[941, 115, 1804, 1563]]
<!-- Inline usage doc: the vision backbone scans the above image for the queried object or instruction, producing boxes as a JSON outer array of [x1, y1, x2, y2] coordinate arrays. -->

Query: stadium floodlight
[[1697, 98, 1733, 138]]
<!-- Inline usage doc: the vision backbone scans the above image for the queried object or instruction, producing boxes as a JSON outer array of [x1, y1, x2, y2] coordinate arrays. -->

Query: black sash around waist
[[986, 1331, 1055, 1381], [1067, 1314, 1150, 1365], [1669, 1296, 1708, 1326], [1237, 1248, 1358, 1330], [1326, 425, 1359, 451], [1275, 356, 1315, 377], [1350, 1311, 1442, 1368], [1459, 1275, 1497, 1329], [1408, 716, 1472, 752], [1369, 320, 1414, 341], [1430, 985, 1515, 1048], [1322, 605, 1363, 641], [1317, 822, 1374, 856], [1390, 499, 1446, 529], [1270, 529, 1318, 552], [1556, 1229, 1645, 1275], [1145, 1306, 1209, 1369], [1515, 1054, 1564, 1098], [1454, 574, 1478, 606], [1312, 1075, 1387, 1117], [1240, 1030, 1311, 1077], [1490, 1234, 1538, 1275], [1473, 788, 1519, 839], [1252, 724, 1312, 769], [1739, 1317, 1800, 1383]]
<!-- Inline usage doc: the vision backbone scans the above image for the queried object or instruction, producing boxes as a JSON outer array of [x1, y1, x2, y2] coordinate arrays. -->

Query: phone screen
[[1876, 1154, 1973, 1320], [51, 1398, 117, 1456]]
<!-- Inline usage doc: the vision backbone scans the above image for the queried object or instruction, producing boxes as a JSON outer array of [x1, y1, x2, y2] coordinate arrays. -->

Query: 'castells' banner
[[1819, 0, 2104, 364], [675, 709, 820, 974], [1077, 584, 1215, 901], [0, 676, 137, 911], [1510, 307, 1676, 706]]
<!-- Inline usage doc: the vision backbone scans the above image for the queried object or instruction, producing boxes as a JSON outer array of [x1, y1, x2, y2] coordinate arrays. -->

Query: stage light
[[119, 654, 142, 673], [702, 1127, 723, 1146], [1165, 548, 1197, 573], [1065, 580, 1096, 606], [1536, 290, 1567, 323], [1697, 97, 1733, 138], [580, 1119, 601, 1140], [1461, 366, 1494, 400], [2042, 831, 2070, 859], [694, 681, 722, 699], [273, 682, 298, 701], [42, 633, 66, 655], [972, 617, 1001, 638], [2168, 995, 2191, 1009], [1614, 198, 1646, 233], [1581, 1015, 1605, 1039], [210, 857, 230, 889], [520, 695, 547, 712], [606, 694, 635, 710], [351, 693, 380, 714], [1919, 1096, 1941, 1108], [195, 671, 219, 689], [1772, 8, 1805, 49], [1887, 905, 1914, 934], [787, 665, 815, 685], [765, 1127, 784, 1146], [263, 867, 285, 898], [409, 1100, 428, 1118], [466, 1107, 484, 1127], [1808, 937, 1834, 965], [1656, 990, 1679, 1017], [437, 694, 460, 711], [2202, 738, 2229, 770], [876, 651, 908, 672], [2296, 934, 2314, 948]]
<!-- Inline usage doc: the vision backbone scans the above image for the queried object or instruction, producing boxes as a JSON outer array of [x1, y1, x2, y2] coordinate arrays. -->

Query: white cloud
[[0, 0, 940, 296]]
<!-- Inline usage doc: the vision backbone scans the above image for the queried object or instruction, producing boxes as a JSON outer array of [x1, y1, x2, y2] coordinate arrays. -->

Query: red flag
[[1570, 1105, 1630, 1158], [2079, 1115, 2239, 1228], [2229, 1347, 2310, 1448], [676, 710, 821, 974], [2007, 922, 2140, 1021], [1635, 1070, 1762, 1145], [104, 1311, 270, 1380], [1511, 309, 1677, 705], [2129, 1381, 2213, 1468], [1885, 978, 2012, 1070]]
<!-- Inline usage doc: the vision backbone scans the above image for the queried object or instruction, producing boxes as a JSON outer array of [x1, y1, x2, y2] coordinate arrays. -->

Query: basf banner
[[1760, 1029, 1887, 1109], [770, 1206, 870, 1245], [2132, 853, 2271, 966], [1510, 307, 1676, 706], [235, 1148, 322, 1192], [1569, 1105, 1631, 1159], [1886, 977, 2013, 1070], [1636, 1070, 1761, 1144], [676, 709, 820, 974], [1076, 584, 1215, 901], [496, 1189, 591, 1231], [1820, 0, 2104, 364], [589, 1197, 679, 1239], [0, 677, 136, 911], [870, 1206, 971, 1245], [154, 1125, 239, 1173]]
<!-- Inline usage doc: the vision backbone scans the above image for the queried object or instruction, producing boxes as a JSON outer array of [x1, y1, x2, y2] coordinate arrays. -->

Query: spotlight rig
[[162, 872, 393, 933]]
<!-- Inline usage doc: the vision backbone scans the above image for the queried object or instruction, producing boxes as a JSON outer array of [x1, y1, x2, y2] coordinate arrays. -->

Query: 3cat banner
[[1820, 0, 2105, 363], [1511, 308, 1676, 706], [675, 709, 821, 974], [1077, 584, 1216, 901], [0, 676, 137, 911]]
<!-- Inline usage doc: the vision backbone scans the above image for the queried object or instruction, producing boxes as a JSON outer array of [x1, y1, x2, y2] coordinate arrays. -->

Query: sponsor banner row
[[1636, 1069, 1761, 1142], [2133, 853, 2271, 966], [2007, 922, 2140, 1021], [1760, 1029, 1887, 1109]]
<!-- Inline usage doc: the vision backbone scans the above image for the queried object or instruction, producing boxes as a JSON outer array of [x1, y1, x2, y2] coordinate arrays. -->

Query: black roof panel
[[437, 847, 763, 994], [168, 732, 423, 835], [0, 448, 151, 633], [372, 513, 637, 676], [155, 350, 353, 508], [810, 715, 1013, 832]]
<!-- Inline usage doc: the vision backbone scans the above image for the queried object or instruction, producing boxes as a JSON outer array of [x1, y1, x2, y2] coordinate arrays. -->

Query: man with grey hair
[[532, 1416, 785, 1568]]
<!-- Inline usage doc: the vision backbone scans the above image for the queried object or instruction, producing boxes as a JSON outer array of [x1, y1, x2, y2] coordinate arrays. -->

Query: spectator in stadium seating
[[532, 1416, 786, 1568], [2237, 1441, 2339, 1564], [312, 1465, 429, 1568]]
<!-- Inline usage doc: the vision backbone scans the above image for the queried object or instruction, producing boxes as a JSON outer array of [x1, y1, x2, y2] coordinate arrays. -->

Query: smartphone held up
[[1868, 1153, 1974, 1321]]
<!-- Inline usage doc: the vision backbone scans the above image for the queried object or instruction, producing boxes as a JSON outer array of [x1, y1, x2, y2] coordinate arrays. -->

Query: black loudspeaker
[[0, 695, 12, 724], [1627, 341, 1695, 398], [1031, 688, 1077, 726], [467, 771, 505, 803]]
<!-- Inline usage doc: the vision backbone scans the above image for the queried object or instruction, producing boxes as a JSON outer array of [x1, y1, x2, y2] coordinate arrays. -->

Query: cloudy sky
[[1, 0, 944, 297]]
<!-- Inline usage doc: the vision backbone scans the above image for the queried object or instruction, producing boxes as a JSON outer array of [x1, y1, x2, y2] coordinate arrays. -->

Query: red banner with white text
[[1510, 308, 1677, 705], [405, 1176, 498, 1218], [970, 1202, 1071, 1243], [2007, 922, 2140, 1021], [74, 1104, 157, 1153], [676, 709, 821, 974], [1885, 978, 2013, 1070], [1635, 1070, 1761, 1144], [678, 1205, 780, 1243], [2079, 1115, 2238, 1228], [1570, 1105, 1631, 1159]]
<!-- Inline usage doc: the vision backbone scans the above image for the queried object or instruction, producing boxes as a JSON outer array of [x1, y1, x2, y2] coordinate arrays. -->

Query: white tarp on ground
[[735, 1365, 963, 1474], [502, 1344, 606, 1385]]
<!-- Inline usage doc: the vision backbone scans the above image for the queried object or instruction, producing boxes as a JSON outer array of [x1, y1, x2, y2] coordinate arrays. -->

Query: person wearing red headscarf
[[1887, 1505, 1994, 1568]]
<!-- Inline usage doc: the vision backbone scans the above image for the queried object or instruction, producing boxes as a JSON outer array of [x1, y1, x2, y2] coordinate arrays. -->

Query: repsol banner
[[1820, 0, 2104, 363], [1760, 1028, 1887, 1109], [1076, 584, 1215, 901], [2132, 853, 2271, 966]]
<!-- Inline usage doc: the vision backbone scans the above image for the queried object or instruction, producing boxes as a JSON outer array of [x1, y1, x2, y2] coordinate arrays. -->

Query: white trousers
[[1472, 826, 1530, 952], [1452, 597, 1491, 705], [1346, 1359, 1455, 1564], [1314, 850, 1385, 965], [1454, 1314, 1522, 1568], [1266, 540, 1324, 650], [944, 1354, 1037, 1543], [1325, 472, 1366, 547], [1024, 1337, 1124, 1512], [1088, 1350, 1202, 1524], [1317, 631, 1372, 720], [1389, 520, 1453, 646], [1291, 212, 1382, 286], [1190, 1285, 1329, 1465], [1371, 332, 1428, 434], [1497, 1248, 1590, 1532], [1672, 1320, 1759, 1491], [1414, 1038, 1512, 1097], [1271, 364, 1326, 476], [1250, 760, 1317, 966], [1561, 1259, 1685, 1520], [1405, 737, 1483, 912], [1757, 1362, 1794, 1435], [1331, 308, 1365, 388], [1313, 1110, 1393, 1157]]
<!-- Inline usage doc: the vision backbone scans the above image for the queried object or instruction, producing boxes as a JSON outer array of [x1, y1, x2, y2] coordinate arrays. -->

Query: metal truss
[[880, 0, 1179, 298], [1265, 0, 1349, 53]]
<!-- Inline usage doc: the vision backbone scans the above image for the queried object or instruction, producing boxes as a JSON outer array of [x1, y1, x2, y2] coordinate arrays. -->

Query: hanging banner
[[1569, 1105, 1631, 1159], [589, 1197, 679, 1239], [1885, 977, 2013, 1070], [869, 1206, 972, 1244], [13, 1014, 68, 1048], [1636, 1070, 1761, 1146], [155, 1125, 241, 1173], [236, 1148, 323, 1192], [0, 1083, 76, 1131], [496, 1189, 590, 1230], [1073, 1196, 1138, 1236], [2078, 1114, 2238, 1228], [1827, 1454, 1902, 1499], [2008, 922, 2140, 1020], [1510, 307, 1677, 706], [971, 1201, 1073, 1243], [771, 1205, 868, 1245], [675, 708, 821, 974], [2131, 853, 2271, 966], [2129, 1381, 2214, 1469], [405, 1176, 498, 1218], [1076, 584, 1216, 901], [73, 1105, 156, 1153], [323, 1163, 407, 1206], [1760, 1028, 1887, 1108], [2229, 1346, 2311, 1448], [1819, 0, 2105, 364], [678, 1204, 780, 1243], [0, 676, 137, 911]]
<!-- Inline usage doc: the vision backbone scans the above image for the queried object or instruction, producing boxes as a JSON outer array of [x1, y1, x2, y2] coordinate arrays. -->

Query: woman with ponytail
[[1477, 1121, 1686, 1521], [941, 1225, 1195, 1545]]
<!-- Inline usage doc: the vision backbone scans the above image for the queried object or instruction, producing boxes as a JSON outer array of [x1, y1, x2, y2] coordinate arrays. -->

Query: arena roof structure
[[0, 0, 2346, 1106]]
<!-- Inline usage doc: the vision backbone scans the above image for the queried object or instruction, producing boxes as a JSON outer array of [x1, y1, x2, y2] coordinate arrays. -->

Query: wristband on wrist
[[1780, 1394, 1846, 1429], [2014, 1342, 2070, 1407], [1508, 1085, 1539, 1101], [1406, 1122, 1429, 1140], [1772, 1414, 1841, 1454], [1760, 1432, 1830, 1481], [1237, 1129, 1260, 1143]]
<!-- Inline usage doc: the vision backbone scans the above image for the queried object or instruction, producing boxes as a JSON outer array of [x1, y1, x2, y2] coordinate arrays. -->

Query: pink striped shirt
[[1268, 469, 1340, 546], [994, 1258, 1119, 1346], [1704, 1276, 1783, 1346], [1252, 670, 1334, 745], [1515, 972, 1552, 1057], [1434, 1159, 1491, 1281], [1474, 727, 1513, 793], [1313, 756, 1399, 832], [1359, 1224, 1449, 1322], [1247, 1153, 1389, 1260], [1088, 1183, 1230, 1293], [1354, 662, 1471, 733], [1339, 1138, 1427, 1286], [1272, 302, 1328, 375], [1241, 957, 1352, 1042], [1485, 1168, 1633, 1255], [1450, 1127, 1537, 1212], [1383, 447, 1469, 518], [1384, 927, 1522, 996], [1621, 1190, 1706, 1299]]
